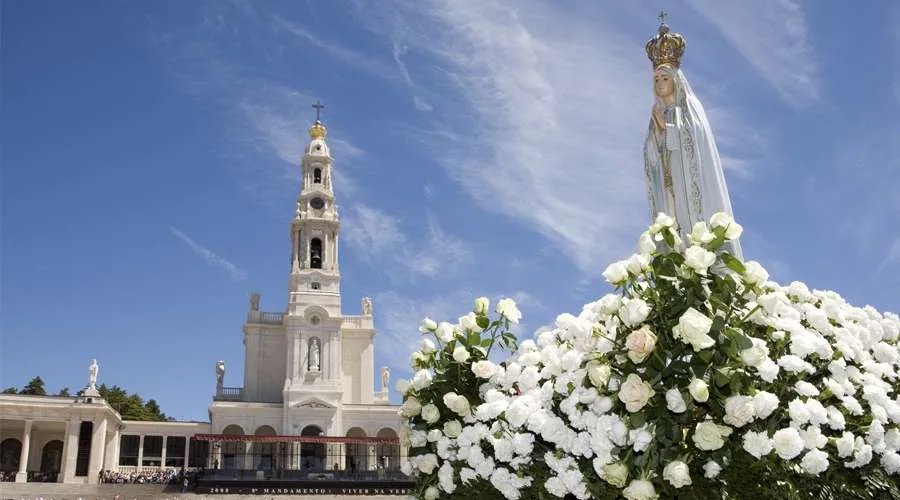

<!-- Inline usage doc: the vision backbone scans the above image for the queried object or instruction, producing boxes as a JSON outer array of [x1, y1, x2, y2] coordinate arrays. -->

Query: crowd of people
[[99, 468, 200, 487]]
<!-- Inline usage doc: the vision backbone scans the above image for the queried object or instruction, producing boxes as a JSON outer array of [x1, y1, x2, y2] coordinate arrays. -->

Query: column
[[103, 429, 118, 470], [160, 436, 167, 469], [15, 419, 33, 482], [294, 332, 302, 378], [60, 418, 80, 483], [334, 233, 339, 271], [88, 418, 107, 482], [183, 437, 190, 470], [137, 435, 144, 470]]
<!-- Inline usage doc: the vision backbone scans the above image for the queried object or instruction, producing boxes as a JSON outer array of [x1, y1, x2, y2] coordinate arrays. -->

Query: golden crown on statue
[[645, 11, 686, 69]]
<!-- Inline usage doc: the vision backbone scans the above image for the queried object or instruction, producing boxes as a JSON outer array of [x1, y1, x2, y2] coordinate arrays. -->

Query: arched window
[[310, 238, 323, 269], [313, 168, 322, 183]]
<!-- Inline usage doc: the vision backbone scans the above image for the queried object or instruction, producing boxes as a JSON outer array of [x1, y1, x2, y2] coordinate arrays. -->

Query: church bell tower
[[288, 103, 341, 317], [281, 102, 345, 405]]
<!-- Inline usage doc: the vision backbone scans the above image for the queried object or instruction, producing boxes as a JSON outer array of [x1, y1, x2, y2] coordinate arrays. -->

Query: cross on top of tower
[[312, 100, 325, 121], [309, 100, 327, 139]]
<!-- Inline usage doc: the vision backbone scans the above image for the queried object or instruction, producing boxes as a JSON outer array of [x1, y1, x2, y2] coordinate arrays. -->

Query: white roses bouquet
[[398, 213, 900, 500]]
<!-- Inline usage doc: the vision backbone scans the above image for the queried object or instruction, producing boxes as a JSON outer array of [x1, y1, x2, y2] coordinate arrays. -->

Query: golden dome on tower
[[308, 119, 327, 139]]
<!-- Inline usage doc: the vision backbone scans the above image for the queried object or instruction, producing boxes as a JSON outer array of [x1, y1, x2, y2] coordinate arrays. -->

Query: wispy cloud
[[169, 226, 247, 281], [391, 42, 433, 112], [879, 238, 900, 272], [351, 1, 673, 273], [684, 0, 817, 105], [272, 15, 398, 83], [342, 204, 471, 279]]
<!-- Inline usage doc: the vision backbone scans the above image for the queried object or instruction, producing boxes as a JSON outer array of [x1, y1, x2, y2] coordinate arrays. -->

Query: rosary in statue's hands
[[652, 104, 666, 131]]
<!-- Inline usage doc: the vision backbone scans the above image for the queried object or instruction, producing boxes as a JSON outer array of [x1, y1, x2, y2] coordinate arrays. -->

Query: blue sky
[[2, 0, 898, 422]]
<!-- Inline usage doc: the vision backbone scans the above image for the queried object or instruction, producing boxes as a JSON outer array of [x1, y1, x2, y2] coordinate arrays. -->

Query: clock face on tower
[[310, 197, 325, 210]]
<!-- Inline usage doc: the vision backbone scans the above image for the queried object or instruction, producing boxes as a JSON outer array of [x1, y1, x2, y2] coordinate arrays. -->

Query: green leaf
[[722, 254, 746, 274], [630, 412, 646, 427], [476, 315, 490, 329]]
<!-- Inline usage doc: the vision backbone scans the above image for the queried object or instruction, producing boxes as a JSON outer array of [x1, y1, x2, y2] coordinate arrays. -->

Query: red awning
[[193, 434, 400, 444]]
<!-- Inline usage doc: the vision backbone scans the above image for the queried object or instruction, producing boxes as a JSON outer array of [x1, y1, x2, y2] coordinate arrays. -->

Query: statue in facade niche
[[362, 296, 373, 316], [309, 338, 321, 372], [249, 292, 261, 311]]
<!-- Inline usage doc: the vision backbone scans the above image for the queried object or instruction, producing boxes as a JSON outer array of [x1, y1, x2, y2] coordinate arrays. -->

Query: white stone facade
[[209, 116, 401, 448]]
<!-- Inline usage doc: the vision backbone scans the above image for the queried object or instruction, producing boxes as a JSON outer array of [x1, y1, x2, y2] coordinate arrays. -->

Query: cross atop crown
[[308, 100, 327, 139], [645, 11, 686, 69]]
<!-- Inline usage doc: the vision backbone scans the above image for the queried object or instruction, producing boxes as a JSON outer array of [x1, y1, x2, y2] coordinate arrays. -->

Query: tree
[[4, 378, 169, 421], [19, 376, 46, 395]]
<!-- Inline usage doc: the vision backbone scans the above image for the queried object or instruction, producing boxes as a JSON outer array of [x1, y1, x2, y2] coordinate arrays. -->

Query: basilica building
[[0, 115, 403, 484]]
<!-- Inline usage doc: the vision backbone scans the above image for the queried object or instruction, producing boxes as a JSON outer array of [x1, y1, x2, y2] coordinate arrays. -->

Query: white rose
[[740, 338, 769, 367], [688, 378, 709, 403], [411, 351, 428, 368], [655, 212, 675, 228], [689, 221, 715, 245], [743, 261, 769, 286], [742, 430, 774, 458], [419, 338, 436, 354], [773, 427, 805, 459], [443, 420, 462, 438], [639, 231, 656, 255], [702, 460, 721, 478], [598, 294, 623, 315], [412, 369, 433, 391], [617, 374, 654, 413], [603, 260, 629, 285], [587, 362, 611, 389], [435, 322, 456, 342], [626, 253, 651, 275], [424, 486, 440, 500], [756, 359, 780, 383], [622, 478, 658, 500], [673, 308, 715, 351], [458, 312, 482, 332], [600, 461, 628, 488], [409, 430, 427, 448], [752, 391, 779, 419], [800, 449, 829, 475], [666, 388, 687, 413], [395, 378, 411, 395], [620, 298, 651, 327], [417, 454, 438, 474], [723, 396, 756, 427], [663, 460, 692, 488], [474, 296, 490, 315], [496, 298, 522, 324], [684, 245, 717, 276], [693, 422, 732, 451], [709, 212, 735, 232], [452, 346, 471, 363], [442, 393, 471, 417], [471, 360, 499, 379], [400, 397, 422, 417], [421, 403, 440, 424], [625, 326, 658, 364], [419, 317, 437, 333], [630, 425, 654, 452]]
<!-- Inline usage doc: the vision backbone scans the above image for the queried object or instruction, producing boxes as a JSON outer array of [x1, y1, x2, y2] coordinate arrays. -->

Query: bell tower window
[[310, 238, 323, 269], [313, 168, 322, 184]]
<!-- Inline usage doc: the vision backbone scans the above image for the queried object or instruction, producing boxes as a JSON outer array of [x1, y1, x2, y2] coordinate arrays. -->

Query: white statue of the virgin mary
[[643, 17, 743, 260]]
